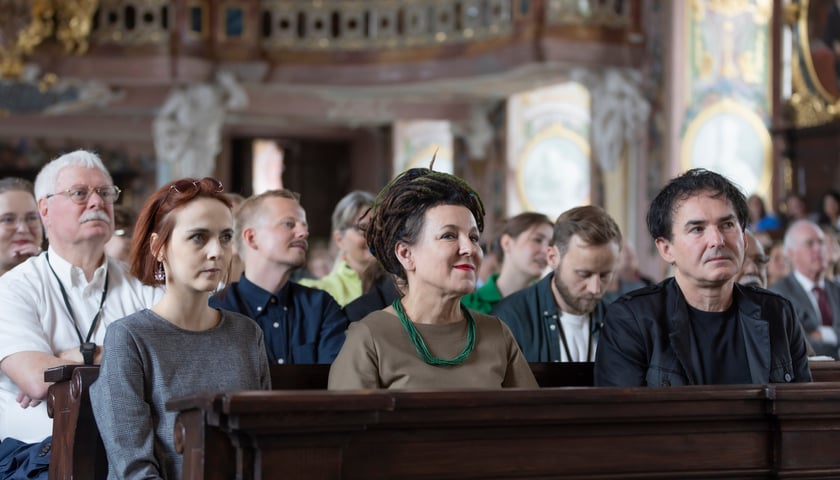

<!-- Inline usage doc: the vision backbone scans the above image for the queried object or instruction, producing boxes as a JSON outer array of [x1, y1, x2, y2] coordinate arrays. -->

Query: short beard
[[553, 271, 599, 315]]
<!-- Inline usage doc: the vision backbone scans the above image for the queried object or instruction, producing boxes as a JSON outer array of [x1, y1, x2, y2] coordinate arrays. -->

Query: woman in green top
[[461, 212, 553, 314], [299, 190, 375, 306], [328, 164, 537, 390]]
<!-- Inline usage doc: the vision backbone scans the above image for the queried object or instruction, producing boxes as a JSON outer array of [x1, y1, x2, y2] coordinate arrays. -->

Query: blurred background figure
[[225, 192, 246, 283], [104, 204, 136, 264], [739, 230, 815, 356], [461, 212, 553, 314], [736, 230, 769, 289], [302, 239, 335, 280], [0, 177, 44, 276], [766, 240, 791, 288], [343, 259, 400, 323], [475, 238, 501, 289], [823, 227, 840, 283], [747, 193, 782, 236], [770, 220, 840, 358], [604, 240, 656, 304], [299, 190, 376, 306], [781, 193, 809, 230], [816, 190, 840, 232]]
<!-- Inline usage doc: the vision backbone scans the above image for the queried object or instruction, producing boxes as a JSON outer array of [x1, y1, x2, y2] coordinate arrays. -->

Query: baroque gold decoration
[[787, 0, 840, 126], [0, 0, 98, 79], [0, 0, 54, 79], [55, 0, 98, 54]]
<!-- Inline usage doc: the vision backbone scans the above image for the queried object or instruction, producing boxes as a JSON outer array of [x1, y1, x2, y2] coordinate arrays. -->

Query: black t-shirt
[[687, 301, 752, 385]]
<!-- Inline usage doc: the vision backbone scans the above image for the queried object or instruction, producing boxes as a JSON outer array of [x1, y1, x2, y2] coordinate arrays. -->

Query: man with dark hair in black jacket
[[595, 169, 812, 386]]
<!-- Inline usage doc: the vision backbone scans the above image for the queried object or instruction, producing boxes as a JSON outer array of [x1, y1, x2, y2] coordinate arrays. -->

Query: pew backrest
[[45, 360, 840, 480]]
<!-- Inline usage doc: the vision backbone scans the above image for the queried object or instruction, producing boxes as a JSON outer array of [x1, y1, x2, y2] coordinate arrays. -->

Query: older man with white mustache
[[0, 150, 160, 479]]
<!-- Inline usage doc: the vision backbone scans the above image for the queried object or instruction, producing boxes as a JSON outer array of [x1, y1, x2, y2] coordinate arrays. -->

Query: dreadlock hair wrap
[[365, 167, 485, 284]]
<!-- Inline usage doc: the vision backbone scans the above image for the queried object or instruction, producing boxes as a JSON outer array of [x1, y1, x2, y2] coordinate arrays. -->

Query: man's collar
[[793, 269, 822, 291], [47, 246, 108, 288], [238, 275, 292, 310]]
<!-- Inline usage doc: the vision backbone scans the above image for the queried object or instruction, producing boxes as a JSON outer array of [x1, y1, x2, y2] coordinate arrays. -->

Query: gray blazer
[[770, 274, 840, 357]]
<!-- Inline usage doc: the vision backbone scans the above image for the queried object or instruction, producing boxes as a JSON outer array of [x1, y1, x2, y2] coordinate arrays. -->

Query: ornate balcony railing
[[22, 0, 642, 85], [88, 0, 641, 49], [259, 0, 514, 50], [92, 0, 169, 46]]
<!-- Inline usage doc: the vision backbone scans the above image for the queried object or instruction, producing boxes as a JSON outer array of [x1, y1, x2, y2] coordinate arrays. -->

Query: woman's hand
[[11, 244, 40, 261]]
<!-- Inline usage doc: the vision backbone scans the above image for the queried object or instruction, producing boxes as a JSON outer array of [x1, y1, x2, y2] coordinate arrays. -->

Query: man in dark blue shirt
[[210, 190, 347, 365]]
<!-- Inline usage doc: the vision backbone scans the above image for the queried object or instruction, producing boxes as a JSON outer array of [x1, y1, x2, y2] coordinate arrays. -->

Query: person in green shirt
[[461, 212, 553, 314], [299, 190, 375, 306]]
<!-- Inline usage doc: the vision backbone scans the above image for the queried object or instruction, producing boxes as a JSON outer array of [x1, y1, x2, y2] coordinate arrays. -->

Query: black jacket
[[343, 275, 399, 323], [492, 273, 607, 362], [594, 277, 812, 386]]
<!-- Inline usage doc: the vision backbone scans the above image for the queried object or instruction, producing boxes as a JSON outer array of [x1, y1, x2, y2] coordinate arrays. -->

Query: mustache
[[290, 240, 308, 250], [703, 248, 735, 262], [79, 211, 111, 224]]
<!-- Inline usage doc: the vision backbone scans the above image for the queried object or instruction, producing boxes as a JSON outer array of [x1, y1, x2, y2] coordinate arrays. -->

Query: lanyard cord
[[45, 252, 109, 345], [555, 314, 594, 362]]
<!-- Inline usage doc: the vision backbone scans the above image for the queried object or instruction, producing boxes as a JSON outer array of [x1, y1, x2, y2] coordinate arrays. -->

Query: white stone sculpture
[[572, 67, 650, 173], [152, 71, 247, 180]]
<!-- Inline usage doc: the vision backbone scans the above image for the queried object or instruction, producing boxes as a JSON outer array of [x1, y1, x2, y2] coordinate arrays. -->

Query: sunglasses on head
[[169, 177, 224, 194]]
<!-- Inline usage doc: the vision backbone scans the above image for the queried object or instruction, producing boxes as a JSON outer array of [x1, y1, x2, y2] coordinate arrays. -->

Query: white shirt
[[0, 247, 162, 442], [558, 311, 596, 362], [792, 269, 838, 347]]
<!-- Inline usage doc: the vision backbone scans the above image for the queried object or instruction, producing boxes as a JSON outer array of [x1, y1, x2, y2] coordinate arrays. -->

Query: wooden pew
[[45, 360, 840, 479], [807, 360, 840, 382], [169, 384, 840, 479], [43, 361, 591, 479]]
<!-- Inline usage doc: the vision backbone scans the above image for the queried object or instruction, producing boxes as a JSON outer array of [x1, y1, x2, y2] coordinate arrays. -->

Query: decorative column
[[572, 67, 650, 242]]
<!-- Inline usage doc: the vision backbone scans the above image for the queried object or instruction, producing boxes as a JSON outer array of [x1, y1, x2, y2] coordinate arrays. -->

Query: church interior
[[9, 2, 840, 479], [0, 0, 838, 279]]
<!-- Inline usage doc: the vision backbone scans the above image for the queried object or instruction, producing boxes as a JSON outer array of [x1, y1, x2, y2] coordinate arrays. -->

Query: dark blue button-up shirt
[[210, 276, 348, 365]]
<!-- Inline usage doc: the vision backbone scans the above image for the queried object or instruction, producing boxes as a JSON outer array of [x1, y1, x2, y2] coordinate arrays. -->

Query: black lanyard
[[555, 314, 594, 362], [45, 252, 109, 346]]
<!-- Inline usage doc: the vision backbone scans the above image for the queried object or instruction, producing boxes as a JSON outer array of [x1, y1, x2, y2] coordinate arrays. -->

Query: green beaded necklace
[[392, 298, 476, 366]]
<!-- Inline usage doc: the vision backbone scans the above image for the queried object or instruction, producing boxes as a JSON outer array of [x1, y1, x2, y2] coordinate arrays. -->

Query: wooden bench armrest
[[46, 365, 106, 480]]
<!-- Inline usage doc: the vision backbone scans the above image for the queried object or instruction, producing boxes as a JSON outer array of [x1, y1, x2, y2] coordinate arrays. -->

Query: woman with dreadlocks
[[328, 167, 536, 389]]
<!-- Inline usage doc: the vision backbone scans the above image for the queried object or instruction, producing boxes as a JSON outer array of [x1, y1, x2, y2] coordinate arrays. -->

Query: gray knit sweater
[[90, 308, 271, 480]]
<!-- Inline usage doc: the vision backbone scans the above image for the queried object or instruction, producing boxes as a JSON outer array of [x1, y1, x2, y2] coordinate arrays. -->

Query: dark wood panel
[[46, 361, 840, 480]]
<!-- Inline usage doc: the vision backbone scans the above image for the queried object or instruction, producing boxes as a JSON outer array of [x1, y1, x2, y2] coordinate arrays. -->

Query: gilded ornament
[[0, 0, 54, 79], [787, 0, 840, 127], [0, 0, 97, 79]]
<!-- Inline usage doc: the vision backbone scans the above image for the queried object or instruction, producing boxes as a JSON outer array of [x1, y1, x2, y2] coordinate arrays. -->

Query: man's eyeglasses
[[0, 213, 41, 229], [46, 185, 121, 205]]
